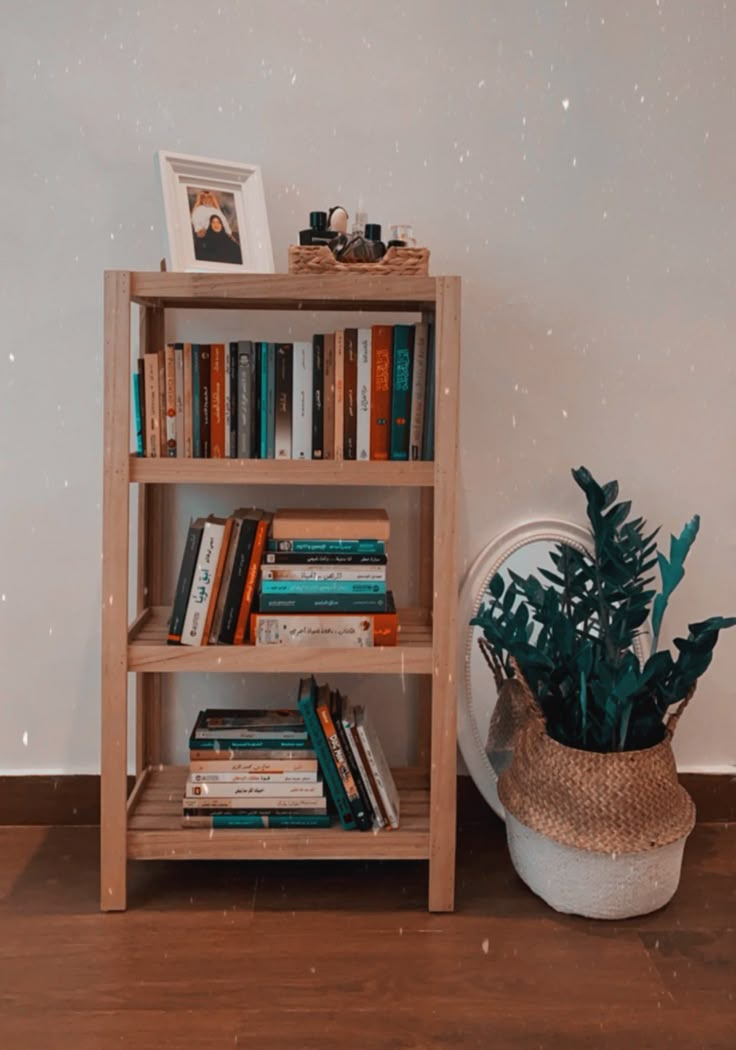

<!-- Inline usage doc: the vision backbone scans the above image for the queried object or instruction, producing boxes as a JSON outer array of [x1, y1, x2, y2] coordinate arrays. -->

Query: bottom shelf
[[127, 765, 430, 861]]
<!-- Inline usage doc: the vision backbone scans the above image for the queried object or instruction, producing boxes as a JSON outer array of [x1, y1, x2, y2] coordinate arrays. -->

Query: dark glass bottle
[[299, 211, 335, 246]]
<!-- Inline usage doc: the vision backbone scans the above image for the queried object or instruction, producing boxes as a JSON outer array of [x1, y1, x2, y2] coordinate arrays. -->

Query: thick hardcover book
[[182, 812, 331, 829], [343, 699, 386, 829], [250, 593, 398, 647], [312, 334, 324, 459], [261, 565, 386, 582], [322, 333, 335, 460], [409, 323, 428, 461], [421, 321, 436, 461], [343, 328, 358, 460], [260, 579, 385, 594], [232, 512, 273, 644], [218, 511, 262, 645], [355, 704, 400, 828], [317, 683, 370, 830], [268, 538, 386, 555], [271, 508, 389, 542], [164, 344, 177, 457], [168, 518, 205, 644], [389, 325, 414, 460], [258, 592, 388, 613], [183, 343, 193, 457], [174, 343, 185, 457], [143, 350, 161, 457], [356, 328, 371, 461], [370, 325, 393, 460], [209, 343, 226, 458], [333, 330, 344, 462], [332, 690, 374, 829], [274, 343, 293, 459], [236, 341, 256, 458], [180, 517, 226, 646], [227, 343, 238, 457], [192, 345, 201, 457], [189, 758, 319, 774], [132, 372, 144, 456], [291, 341, 313, 461], [263, 551, 387, 566], [297, 677, 356, 830], [198, 344, 212, 458]]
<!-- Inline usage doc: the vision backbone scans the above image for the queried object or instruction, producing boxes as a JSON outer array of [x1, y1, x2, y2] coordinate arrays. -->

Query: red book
[[233, 514, 273, 644], [370, 326, 393, 460], [209, 343, 226, 458]]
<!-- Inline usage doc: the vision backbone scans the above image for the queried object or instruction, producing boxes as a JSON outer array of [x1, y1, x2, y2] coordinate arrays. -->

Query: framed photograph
[[157, 150, 274, 273]]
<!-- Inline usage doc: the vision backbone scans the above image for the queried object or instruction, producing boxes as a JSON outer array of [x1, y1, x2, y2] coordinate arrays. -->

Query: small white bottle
[[352, 198, 368, 235]]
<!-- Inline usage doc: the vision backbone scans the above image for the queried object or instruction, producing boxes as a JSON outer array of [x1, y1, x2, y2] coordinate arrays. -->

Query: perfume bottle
[[299, 211, 334, 246], [364, 223, 386, 260]]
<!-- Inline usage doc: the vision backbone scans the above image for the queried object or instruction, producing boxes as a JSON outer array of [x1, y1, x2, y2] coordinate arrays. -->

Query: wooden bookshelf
[[101, 271, 461, 914]]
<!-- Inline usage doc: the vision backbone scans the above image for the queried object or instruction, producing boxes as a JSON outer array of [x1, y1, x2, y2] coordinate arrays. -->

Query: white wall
[[1, 0, 734, 774]]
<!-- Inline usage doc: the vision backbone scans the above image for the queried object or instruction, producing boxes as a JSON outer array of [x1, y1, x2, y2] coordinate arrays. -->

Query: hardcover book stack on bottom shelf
[[182, 677, 399, 831], [250, 508, 398, 648]]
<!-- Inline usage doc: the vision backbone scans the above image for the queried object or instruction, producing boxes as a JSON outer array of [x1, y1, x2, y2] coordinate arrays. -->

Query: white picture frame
[[157, 150, 274, 273]]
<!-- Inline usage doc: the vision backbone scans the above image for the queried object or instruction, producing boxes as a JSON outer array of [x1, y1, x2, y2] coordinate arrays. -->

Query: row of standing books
[[170, 507, 399, 648], [182, 678, 399, 831], [133, 323, 435, 462]]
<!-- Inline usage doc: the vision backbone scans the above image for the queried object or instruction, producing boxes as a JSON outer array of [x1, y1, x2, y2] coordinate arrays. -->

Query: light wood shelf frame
[[101, 271, 461, 913]]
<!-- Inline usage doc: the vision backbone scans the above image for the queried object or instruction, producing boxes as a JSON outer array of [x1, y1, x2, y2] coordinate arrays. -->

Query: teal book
[[183, 811, 332, 828], [192, 344, 201, 457], [297, 676, 356, 830], [267, 539, 385, 555], [389, 325, 414, 460], [421, 321, 435, 461], [260, 580, 386, 595], [258, 592, 388, 613], [132, 372, 144, 456]]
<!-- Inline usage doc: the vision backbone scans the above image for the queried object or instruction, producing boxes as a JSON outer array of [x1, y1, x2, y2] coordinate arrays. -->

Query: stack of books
[[183, 708, 329, 829], [250, 508, 398, 648], [133, 324, 434, 462]]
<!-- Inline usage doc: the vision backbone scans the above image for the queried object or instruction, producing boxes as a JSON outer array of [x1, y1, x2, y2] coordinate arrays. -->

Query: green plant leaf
[[651, 515, 700, 650], [488, 573, 504, 599]]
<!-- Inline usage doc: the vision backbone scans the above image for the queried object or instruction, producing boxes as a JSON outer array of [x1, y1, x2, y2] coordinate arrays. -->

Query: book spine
[[143, 352, 160, 457], [198, 345, 211, 458], [389, 325, 413, 460], [218, 516, 260, 645], [200, 517, 233, 643], [333, 330, 344, 461], [192, 345, 201, 457], [188, 770, 319, 783], [180, 520, 225, 646], [260, 580, 386, 595], [183, 796, 326, 811], [258, 593, 388, 613], [261, 565, 386, 581], [356, 328, 371, 461], [421, 321, 435, 461], [409, 322, 427, 461], [237, 341, 254, 458], [263, 552, 387, 566], [132, 372, 144, 456], [251, 611, 397, 647], [356, 708, 400, 828], [266, 343, 276, 458], [274, 343, 293, 459], [298, 681, 356, 830], [232, 516, 271, 644], [174, 344, 185, 458], [370, 325, 393, 460], [268, 539, 385, 555], [190, 736, 314, 751], [182, 812, 331, 829], [223, 344, 232, 457], [209, 344, 225, 457], [192, 728, 308, 742], [157, 349, 166, 455], [189, 748, 316, 762], [185, 781, 323, 799], [259, 343, 269, 459], [322, 333, 335, 460], [317, 695, 369, 830], [343, 328, 357, 460], [228, 343, 238, 458], [333, 694, 374, 830], [291, 341, 313, 461], [137, 359, 146, 453], [311, 334, 324, 459], [164, 344, 177, 457], [208, 517, 242, 643], [183, 343, 193, 457], [168, 521, 204, 643], [346, 713, 386, 829]]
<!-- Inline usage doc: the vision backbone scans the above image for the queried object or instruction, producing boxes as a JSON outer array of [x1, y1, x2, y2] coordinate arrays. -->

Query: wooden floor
[[0, 796, 734, 1049]]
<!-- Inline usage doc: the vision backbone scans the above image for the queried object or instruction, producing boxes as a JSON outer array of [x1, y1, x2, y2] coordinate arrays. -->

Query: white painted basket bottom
[[505, 812, 689, 920]]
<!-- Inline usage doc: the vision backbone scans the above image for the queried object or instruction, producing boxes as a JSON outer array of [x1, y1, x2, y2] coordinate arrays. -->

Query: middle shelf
[[129, 606, 433, 674]]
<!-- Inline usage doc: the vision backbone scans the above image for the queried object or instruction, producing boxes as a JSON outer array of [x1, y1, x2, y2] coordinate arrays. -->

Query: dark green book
[[258, 592, 388, 613], [297, 676, 356, 830], [183, 811, 331, 828], [167, 518, 205, 644], [389, 324, 414, 460]]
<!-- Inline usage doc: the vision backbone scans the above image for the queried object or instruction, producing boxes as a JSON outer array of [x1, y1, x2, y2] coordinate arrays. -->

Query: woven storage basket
[[288, 244, 430, 276], [497, 661, 696, 919]]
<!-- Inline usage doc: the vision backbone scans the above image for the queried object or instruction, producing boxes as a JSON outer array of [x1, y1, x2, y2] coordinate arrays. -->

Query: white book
[[183, 794, 327, 811], [409, 322, 428, 461], [252, 613, 374, 647], [181, 518, 226, 646], [189, 758, 318, 773], [174, 344, 185, 457], [189, 770, 319, 783], [342, 700, 385, 829], [291, 341, 313, 460], [261, 565, 386, 582], [185, 778, 324, 799], [355, 704, 400, 828], [356, 328, 372, 461]]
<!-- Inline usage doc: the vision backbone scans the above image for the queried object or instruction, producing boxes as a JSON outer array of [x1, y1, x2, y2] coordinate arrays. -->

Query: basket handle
[[476, 635, 506, 692], [477, 638, 544, 725], [665, 682, 697, 738], [507, 656, 546, 729]]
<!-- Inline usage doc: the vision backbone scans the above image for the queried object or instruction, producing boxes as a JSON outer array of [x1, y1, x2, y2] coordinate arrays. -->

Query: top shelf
[[125, 271, 441, 312]]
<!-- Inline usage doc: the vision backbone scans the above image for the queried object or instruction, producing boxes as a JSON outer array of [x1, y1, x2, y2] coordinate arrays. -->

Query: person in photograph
[[197, 213, 243, 265], [190, 189, 232, 238]]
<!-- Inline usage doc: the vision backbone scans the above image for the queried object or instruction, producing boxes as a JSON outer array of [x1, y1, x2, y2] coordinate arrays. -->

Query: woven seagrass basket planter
[[288, 244, 430, 276], [497, 669, 696, 920]]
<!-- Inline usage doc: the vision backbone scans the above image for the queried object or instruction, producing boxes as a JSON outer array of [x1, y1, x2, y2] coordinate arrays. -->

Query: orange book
[[233, 513, 273, 644], [200, 517, 234, 644], [209, 343, 226, 458], [370, 326, 393, 460]]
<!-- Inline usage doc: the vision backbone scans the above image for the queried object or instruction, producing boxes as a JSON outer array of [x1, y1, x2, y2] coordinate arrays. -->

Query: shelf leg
[[101, 271, 132, 911], [428, 277, 461, 913], [416, 486, 434, 773]]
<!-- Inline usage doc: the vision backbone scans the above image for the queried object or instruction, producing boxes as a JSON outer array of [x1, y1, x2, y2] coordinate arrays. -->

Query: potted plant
[[471, 467, 735, 919]]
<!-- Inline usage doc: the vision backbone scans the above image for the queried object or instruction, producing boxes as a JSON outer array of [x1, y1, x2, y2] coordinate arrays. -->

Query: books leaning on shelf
[[133, 324, 435, 462], [182, 680, 399, 831]]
